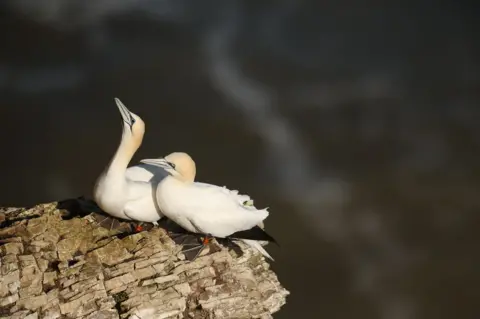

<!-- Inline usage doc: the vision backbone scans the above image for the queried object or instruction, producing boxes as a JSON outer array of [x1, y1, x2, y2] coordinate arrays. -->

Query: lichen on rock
[[0, 200, 288, 318]]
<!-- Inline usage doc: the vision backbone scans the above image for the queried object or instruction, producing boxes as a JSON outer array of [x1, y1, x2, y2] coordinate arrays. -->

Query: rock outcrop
[[0, 200, 288, 319]]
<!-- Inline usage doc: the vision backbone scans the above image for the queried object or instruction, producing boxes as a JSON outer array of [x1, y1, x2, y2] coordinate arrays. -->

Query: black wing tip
[[229, 226, 279, 246]]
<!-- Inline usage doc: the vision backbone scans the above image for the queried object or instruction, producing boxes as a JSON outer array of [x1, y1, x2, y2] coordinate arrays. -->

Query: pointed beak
[[140, 158, 176, 171], [115, 98, 135, 128]]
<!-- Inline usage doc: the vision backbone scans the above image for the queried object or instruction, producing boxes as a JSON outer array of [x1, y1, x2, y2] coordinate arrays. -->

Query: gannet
[[140, 152, 276, 260], [93, 98, 165, 225]]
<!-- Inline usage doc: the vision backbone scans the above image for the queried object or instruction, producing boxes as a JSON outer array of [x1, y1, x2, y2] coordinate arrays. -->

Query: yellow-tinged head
[[164, 152, 196, 182]]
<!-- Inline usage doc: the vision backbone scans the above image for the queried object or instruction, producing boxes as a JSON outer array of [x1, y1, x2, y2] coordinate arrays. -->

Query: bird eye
[[167, 162, 176, 169]]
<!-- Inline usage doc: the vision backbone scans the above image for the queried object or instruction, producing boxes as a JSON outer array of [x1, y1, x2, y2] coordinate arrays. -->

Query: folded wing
[[165, 183, 269, 238]]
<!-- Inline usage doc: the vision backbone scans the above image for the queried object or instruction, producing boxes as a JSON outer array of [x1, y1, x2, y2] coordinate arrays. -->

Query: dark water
[[1, 1, 479, 318]]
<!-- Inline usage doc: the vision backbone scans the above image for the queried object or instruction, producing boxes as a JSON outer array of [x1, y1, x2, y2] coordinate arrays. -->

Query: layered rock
[[0, 201, 288, 319]]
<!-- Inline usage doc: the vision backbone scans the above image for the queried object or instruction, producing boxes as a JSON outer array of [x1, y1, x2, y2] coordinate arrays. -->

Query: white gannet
[[140, 152, 276, 260], [93, 98, 165, 225]]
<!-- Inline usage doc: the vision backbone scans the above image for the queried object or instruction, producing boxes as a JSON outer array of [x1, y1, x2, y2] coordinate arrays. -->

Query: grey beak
[[114, 98, 135, 129], [139, 158, 174, 171]]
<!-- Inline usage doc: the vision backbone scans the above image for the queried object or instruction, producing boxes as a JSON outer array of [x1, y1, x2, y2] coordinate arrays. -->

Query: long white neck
[[106, 130, 140, 177]]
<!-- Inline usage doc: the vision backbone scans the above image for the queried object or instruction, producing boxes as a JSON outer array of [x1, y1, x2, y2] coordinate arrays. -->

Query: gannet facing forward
[[93, 98, 164, 225], [141, 152, 276, 260]]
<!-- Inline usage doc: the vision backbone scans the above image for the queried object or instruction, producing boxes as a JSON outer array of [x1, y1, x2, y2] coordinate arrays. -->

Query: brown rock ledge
[[0, 201, 288, 319]]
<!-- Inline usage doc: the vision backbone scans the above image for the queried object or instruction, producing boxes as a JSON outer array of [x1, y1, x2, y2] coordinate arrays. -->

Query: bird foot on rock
[[91, 212, 125, 231], [168, 233, 215, 262]]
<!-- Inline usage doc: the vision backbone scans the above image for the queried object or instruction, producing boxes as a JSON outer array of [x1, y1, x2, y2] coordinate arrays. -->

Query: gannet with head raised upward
[[141, 152, 276, 260], [93, 98, 166, 226]]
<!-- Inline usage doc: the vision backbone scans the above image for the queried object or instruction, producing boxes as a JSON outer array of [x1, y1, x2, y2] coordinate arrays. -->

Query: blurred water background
[[1, 1, 479, 318]]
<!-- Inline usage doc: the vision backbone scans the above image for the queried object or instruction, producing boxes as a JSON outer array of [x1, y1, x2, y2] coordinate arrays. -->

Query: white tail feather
[[241, 239, 274, 261]]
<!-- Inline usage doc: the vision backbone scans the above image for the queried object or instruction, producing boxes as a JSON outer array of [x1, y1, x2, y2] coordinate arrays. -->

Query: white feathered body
[[191, 183, 273, 259], [94, 161, 168, 222], [137, 157, 275, 260], [155, 177, 269, 238]]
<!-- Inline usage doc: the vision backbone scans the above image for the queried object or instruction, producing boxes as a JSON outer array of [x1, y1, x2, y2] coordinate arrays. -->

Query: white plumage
[[93, 98, 165, 224], [93, 99, 274, 260], [156, 177, 269, 238], [140, 153, 275, 260]]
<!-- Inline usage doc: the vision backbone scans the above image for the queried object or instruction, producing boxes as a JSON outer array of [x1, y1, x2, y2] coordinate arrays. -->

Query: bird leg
[[179, 233, 214, 262], [201, 234, 213, 245], [129, 221, 157, 233], [92, 212, 124, 231]]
